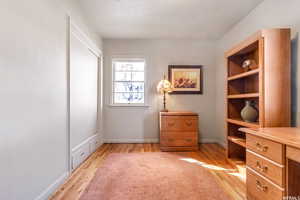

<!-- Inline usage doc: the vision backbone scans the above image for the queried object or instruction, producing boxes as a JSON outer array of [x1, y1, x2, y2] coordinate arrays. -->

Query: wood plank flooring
[[50, 143, 246, 200]]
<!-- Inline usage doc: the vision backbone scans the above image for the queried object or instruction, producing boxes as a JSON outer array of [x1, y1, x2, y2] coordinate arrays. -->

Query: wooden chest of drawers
[[245, 133, 285, 200], [159, 112, 198, 151], [240, 127, 300, 200]]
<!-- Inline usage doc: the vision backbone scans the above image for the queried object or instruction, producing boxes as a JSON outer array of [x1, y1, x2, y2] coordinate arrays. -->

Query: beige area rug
[[80, 152, 231, 200]]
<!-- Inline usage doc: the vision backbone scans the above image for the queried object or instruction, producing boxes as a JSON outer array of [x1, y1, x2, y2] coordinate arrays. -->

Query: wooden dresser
[[240, 127, 300, 200], [159, 112, 198, 151]]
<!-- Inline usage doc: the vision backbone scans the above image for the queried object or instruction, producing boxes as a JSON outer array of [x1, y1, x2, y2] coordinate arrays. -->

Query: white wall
[[216, 0, 300, 145], [70, 33, 99, 149], [0, 1, 101, 199], [103, 39, 217, 143]]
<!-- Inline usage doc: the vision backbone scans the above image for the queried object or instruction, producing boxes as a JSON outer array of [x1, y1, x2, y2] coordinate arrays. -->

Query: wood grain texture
[[247, 168, 284, 200], [227, 93, 259, 99], [286, 146, 300, 163], [160, 111, 198, 116], [227, 118, 259, 128], [50, 144, 246, 200], [262, 29, 291, 127], [287, 159, 300, 197], [160, 112, 198, 151], [286, 146, 300, 196], [246, 134, 284, 164], [227, 69, 259, 81], [240, 127, 300, 149], [246, 150, 285, 187], [225, 29, 291, 162]]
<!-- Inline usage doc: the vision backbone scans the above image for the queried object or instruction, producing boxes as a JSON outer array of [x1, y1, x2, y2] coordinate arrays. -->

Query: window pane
[[114, 92, 144, 104], [132, 72, 144, 81], [115, 71, 131, 81], [115, 62, 131, 71], [114, 82, 144, 92], [115, 61, 144, 71], [131, 62, 144, 71]]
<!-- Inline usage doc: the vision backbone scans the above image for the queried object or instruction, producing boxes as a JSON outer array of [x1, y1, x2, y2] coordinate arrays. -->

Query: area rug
[[80, 152, 230, 200]]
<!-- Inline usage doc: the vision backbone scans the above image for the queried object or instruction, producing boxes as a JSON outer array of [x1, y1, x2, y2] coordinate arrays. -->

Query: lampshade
[[157, 79, 173, 94]]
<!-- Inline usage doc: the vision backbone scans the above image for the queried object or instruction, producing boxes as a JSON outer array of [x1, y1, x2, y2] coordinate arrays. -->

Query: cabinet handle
[[256, 180, 268, 192], [185, 139, 192, 142], [168, 139, 174, 142], [256, 161, 268, 172], [186, 121, 192, 126], [80, 152, 85, 156], [255, 142, 268, 152]]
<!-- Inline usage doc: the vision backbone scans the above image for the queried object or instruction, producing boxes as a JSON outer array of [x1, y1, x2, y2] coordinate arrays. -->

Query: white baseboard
[[34, 172, 68, 200], [104, 138, 224, 144], [199, 138, 219, 144], [104, 138, 159, 143], [72, 134, 99, 153], [200, 138, 227, 148], [217, 140, 227, 148]]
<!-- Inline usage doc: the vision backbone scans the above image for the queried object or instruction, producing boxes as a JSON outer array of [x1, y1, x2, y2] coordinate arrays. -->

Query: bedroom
[[1, 0, 300, 199]]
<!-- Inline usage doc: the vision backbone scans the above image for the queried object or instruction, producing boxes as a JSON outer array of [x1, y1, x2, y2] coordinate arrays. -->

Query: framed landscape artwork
[[168, 65, 203, 94]]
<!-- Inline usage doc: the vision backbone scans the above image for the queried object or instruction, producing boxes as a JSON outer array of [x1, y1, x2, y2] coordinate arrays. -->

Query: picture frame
[[168, 65, 203, 94]]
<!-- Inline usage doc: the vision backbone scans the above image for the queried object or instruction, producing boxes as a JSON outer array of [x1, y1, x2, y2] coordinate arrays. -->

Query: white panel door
[[70, 34, 98, 148]]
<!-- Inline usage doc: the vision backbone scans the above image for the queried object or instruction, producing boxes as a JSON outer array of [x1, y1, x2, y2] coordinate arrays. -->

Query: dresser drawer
[[160, 134, 197, 147], [246, 150, 285, 187], [246, 134, 284, 164], [247, 168, 284, 200], [160, 116, 198, 131]]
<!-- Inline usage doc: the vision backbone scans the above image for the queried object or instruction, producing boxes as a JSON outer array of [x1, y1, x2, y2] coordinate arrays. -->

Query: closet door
[[70, 33, 98, 149]]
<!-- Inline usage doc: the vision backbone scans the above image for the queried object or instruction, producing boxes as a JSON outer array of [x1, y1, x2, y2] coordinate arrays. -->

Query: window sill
[[108, 104, 150, 108]]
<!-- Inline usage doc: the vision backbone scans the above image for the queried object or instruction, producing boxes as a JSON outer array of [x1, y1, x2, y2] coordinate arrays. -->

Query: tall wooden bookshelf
[[225, 29, 291, 162]]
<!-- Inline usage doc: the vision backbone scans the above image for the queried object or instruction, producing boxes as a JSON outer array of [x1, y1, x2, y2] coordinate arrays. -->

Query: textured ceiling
[[78, 0, 264, 39]]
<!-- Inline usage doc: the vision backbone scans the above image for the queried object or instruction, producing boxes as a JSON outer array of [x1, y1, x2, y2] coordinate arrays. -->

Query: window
[[112, 58, 145, 105]]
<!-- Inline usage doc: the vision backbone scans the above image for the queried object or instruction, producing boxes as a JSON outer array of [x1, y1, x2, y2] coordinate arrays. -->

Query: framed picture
[[168, 65, 203, 94]]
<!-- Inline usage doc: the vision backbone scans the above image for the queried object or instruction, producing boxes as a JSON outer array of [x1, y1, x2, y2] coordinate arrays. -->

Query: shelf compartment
[[228, 98, 259, 119], [227, 41, 259, 77], [228, 136, 246, 148], [227, 118, 259, 128], [228, 93, 259, 99], [228, 69, 259, 81], [228, 74, 259, 95]]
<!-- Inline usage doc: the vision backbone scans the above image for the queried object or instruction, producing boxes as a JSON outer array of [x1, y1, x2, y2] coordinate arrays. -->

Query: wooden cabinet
[[246, 133, 285, 200], [159, 112, 198, 151], [240, 128, 300, 200], [225, 29, 291, 162]]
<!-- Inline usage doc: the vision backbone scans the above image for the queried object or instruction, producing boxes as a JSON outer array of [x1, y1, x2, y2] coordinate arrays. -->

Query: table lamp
[[157, 74, 173, 112]]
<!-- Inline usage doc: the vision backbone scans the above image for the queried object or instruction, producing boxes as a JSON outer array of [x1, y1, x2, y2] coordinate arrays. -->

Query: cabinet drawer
[[247, 168, 284, 200], [161, 116, 198, 131], [246, 134, 284, 164], [160, 135, 197, 147], [246, 150, 285, 187], [72, 143, 90, 170]]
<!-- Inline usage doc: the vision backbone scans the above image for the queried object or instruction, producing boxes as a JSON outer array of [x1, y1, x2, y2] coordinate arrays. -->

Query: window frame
[[111, 57, 148, 107]]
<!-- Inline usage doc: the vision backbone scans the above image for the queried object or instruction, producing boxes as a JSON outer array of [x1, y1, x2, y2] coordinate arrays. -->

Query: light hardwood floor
[[50, 143, 246, 200]]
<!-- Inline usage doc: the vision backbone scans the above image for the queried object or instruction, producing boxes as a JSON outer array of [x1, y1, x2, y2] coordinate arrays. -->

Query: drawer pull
[[255, 142, 268, 152], [168, 139, 174, 142], [185, 121, 192, 126], [256, 161, 268, 172], [168, 122, 175, 127], [256, 180, 268, 192], [185, 139, 192, 142]]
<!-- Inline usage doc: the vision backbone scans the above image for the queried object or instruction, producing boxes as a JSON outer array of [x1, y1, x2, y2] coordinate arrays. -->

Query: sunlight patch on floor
[[180, 158, 232, 171], [180, 157, 246, 181]]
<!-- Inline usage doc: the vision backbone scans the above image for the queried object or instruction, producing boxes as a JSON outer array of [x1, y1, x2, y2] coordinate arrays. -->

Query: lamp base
[[161, 109, 169, 112]]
